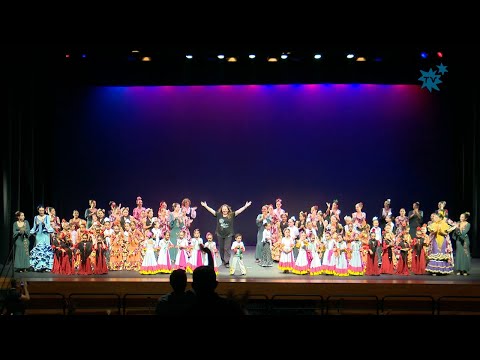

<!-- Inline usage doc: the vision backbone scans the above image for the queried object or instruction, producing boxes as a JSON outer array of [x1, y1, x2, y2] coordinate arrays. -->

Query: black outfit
[[215, 211, 236, 266], [155, 291, 196, 316], [186, 292, 245, 316], [2, 288, 26, 315], [379, 208, 392, 229], [408, 210, 423, 239]]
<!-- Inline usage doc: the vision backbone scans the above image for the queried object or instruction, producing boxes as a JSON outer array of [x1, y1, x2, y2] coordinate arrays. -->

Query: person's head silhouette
[[192, 266, 218, 296], [170, 269, 187, 293]]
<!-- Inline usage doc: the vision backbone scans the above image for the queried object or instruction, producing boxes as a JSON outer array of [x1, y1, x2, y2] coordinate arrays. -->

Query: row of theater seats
[[18, 293, 480, 316]]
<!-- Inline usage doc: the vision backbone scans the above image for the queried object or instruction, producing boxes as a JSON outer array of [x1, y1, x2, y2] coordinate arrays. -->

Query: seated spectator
[[188, 266, 246, 315], [1, 279, 30, 315], [155, 269, 195, 316]]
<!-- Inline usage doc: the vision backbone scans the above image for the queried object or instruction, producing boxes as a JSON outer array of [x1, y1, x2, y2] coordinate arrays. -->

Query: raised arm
[[201, 202, 216, 216], [235, 201, 252, 216], [199, 244, 214, 268]]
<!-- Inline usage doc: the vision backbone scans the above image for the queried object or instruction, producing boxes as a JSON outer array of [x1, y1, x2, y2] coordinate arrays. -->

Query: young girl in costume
[[139, 231, 161, 275]]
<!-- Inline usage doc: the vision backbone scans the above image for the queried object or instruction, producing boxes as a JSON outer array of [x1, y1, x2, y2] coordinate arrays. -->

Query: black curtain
[[2, 45, 55, 265]]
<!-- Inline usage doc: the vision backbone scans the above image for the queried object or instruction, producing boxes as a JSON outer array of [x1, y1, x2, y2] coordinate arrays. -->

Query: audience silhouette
[[155, 269, 195, 316]]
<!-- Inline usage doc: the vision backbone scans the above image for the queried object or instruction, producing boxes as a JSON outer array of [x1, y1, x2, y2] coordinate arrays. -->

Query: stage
[[8, 247, 480, 315]]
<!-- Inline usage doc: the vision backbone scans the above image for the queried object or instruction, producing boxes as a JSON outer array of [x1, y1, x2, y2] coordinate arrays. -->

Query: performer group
[[12, 197, 472, 278]]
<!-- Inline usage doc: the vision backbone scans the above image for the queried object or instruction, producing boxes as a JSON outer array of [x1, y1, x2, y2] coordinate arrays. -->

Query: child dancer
[[308, 235, 323, 276], [411, 226, 428, 275], [108, 223, 124, 271], [151, 219, 162, 254], [278, 228, 295, 273], [395, 232, 410, 275], [174, 230, 189, 270], [334, 235, 349, 276], [204, 232, 220, 274], [157, 231, 174, 274], [321, 232, 337, 275], [365, 230, 380, 276], [76, 232, 93, 275], [348, 234, 364, 275], [139, 231, 161, 275], [94, 234, 109, 275], [292, 232, 309, 275], [381, 223, 395, 274], [260, 221, 273, 267], [103, 218, 113, 266], [230, 233, 247, 276], [187, 229, 205, 273]]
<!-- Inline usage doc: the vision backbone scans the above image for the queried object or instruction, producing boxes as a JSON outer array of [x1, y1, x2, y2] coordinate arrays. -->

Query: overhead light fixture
[[346, 54, 355, 59], [281, 54, 288, 60], [249, 54, 256, 59], [217, 54, 225, 59], [314, 54, 322, 59], [227, 57, 237, 62], [141, 56, 152, 62], [356, 57, 366, 62], [267, 57, 278, 62], [186, 55, 193, 59], [131, 50, 140, 53]]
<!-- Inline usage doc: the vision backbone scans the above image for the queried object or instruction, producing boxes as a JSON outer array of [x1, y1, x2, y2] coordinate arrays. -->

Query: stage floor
[[4, 247, 480, 316], [14, 246, 480, 283]]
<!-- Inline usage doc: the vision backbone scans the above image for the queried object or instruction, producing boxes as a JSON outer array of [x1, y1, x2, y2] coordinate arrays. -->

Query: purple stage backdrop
[[54, 84, 452, 244]]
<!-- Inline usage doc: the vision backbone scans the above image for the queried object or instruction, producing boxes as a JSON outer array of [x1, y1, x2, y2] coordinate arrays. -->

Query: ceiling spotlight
[[65, 54, 70, 59], [131, 50, 140, 53], [186, 55, 193, 59], [437, 51, 443, 58], [346, 54, 355, 59], [217, 54, 225, 59], [356, 57, 366, 62], [421, 52, 428, 59], [314, 54, 322, 59], [281, 54, 288, 60], [227, 57, 237, 62], [267, 57, 278, 62], [248, 54, 256, 59], [141, 56, 152, 62]]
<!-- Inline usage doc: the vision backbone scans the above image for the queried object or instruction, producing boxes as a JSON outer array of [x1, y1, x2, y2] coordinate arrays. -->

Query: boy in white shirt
[[230, 233, 247, 276]]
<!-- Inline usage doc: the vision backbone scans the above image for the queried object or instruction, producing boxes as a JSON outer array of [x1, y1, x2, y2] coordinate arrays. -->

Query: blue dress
[[29, 215, 54, 271]]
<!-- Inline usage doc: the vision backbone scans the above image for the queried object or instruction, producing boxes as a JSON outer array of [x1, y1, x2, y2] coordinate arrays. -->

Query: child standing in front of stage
[[174, 230, 189, 270], [278, 228, 296, 273], [157, 231, 174, 274], [321, 232, 337, 275], [230, 233, 247, 276], [187, 229, 205, 273], [139, 231, 161, 275], [151, 219, 162, 257], [348, 233, 364, 275], [308, 235, 323, 276], [204, 232, 220, 274], [334, 235, 349, 276], [366, 230, 381, 276], [260, 221, 274, 267], [293, 232, 309, 275]]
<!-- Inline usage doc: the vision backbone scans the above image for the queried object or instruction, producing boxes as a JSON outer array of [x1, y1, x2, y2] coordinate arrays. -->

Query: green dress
[[13, 220, 31, 270], [453, 222, 471, 273]]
